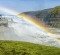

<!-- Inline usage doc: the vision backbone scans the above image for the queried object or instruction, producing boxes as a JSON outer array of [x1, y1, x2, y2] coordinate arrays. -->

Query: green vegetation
[[0, 40, 60, 55], [46, 6, 60, 28], [51, 6, 60, 14]]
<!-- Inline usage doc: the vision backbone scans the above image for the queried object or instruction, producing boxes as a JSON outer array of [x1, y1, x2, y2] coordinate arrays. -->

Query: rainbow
[[0, 6, 59, 43], [0, 5, 18, 15], [18, 13, 59, 42]]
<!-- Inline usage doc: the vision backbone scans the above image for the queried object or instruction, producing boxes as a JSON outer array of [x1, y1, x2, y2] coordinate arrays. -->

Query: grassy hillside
[[0, 40, 60, 55]]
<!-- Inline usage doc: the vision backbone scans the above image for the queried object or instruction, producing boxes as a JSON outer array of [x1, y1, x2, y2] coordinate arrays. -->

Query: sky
[[0, 0, 60, 14]]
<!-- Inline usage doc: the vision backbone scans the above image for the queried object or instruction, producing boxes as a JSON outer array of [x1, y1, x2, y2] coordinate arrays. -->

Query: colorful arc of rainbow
[[0, 6, 59, 43]]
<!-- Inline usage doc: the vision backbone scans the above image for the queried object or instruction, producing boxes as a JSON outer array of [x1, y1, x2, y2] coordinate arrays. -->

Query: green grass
[[0, 40, 60, 55]]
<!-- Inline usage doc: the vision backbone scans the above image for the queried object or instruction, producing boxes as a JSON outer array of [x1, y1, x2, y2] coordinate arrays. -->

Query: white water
[[0, 16, 60, 47]]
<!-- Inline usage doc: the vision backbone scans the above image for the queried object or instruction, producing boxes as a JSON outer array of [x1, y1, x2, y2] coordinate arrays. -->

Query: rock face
[[0, 15, 8, 27], [44, 6, 60, 28], [22, 6, 60, 28]]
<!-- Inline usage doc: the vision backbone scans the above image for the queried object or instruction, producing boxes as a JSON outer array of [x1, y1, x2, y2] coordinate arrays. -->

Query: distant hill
[[20, 6, 60, 28], [21, 8, 51, 19]]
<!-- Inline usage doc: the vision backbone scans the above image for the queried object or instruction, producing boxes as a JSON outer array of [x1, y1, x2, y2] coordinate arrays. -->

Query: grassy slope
[[0, 40, 60, 55]]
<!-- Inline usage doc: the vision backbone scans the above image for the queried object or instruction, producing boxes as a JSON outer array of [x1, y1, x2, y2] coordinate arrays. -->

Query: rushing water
[[0, 16, 60, 47]]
